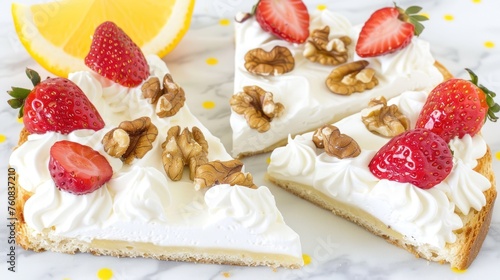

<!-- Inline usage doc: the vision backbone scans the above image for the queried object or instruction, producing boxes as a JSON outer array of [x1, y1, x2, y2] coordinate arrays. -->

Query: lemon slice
[[12, 0, 195, 77]]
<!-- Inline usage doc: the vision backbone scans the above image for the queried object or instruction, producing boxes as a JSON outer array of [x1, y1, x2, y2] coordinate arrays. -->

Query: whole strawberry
[[369, 128, 453, 189], [253, 0, 310, 44], [416, 69, 499, 143], [7, 68, 105, 134], [356, 4, 428, 57], [49, 140, 113, 195], [85, 21, 149, 87]]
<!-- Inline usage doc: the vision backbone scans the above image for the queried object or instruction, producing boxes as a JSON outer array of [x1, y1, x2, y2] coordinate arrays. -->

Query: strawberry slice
[[85, 21, 149, 87], [254, 0, 310, 44], [415, 69, 499, 143], [7, 68, 105, 134], [369, 128, 453, 189], [356, 4, 428, 57], [49, 140, 113, 195]]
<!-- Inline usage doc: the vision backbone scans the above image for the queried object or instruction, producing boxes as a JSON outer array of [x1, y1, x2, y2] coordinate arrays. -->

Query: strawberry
[[7, 68, 105, 134], [369, 128, 453, 189], [84, 21, 149, 87], [415, 69, 499, 143], [49, 140, 113, 195], [253, 0, 310, 44], [356, 4, 428, 57]]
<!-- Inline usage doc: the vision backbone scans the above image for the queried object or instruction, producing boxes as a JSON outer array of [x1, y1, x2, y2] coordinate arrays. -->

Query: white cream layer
[[268, 91, 491, 249], [231, 10, 443, 157], [10, 55, 302, 259]]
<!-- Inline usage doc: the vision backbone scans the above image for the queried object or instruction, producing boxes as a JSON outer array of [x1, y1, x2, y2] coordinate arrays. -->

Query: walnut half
[[244, 46, 294, 76], [102, 117, 158, 164], [326, 60, 379, 95], [230, 85, 284, 133], [141, 74, 186, 118], [303, 26, 351, 65], [361, 96, 410, 137], [194, 159, 257, 190], [162, 126, 209, 181], [312, 124, 361, 158]]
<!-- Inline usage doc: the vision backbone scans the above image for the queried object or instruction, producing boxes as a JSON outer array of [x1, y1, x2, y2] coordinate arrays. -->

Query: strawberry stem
[[465, 68, 499, 122], [395, 3, 427, 36], [6, 68, 40, 118]]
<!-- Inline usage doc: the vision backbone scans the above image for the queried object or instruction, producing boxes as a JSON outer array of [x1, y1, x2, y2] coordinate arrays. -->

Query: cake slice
[[230, 4, 446, 158], [8, 22, 302, 268], [267, 74, 498, 269]]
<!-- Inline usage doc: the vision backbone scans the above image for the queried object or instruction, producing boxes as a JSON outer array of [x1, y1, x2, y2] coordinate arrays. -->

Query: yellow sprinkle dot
[[484, 41, 495, 48], [266, 157, 271, 164], [97, 268, 113, 280], [316, 4, 327, 11], [206, 57, 218, 66], [419, 13, 430, 20], [495, 151, 500, 160], [219, 18, 231, 26], [302, 254, 312, 265], [202, 101, 215, 109], [472, 0, 481, 3], [443, 14, 454, 21], [451, 267, 467, 274], [0, 134, 6, 143], [222, 272, 231, 278], [17, 117, 23, 124]]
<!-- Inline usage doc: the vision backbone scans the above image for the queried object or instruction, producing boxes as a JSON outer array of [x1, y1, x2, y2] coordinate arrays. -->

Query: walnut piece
[[141, 74, 186, 118], [162, 126, 209, 181], [230, 85, 284, 133], [194, 159, 257, 190], [312, 124, 361, 158], [326, 60, 379, 95], [244, 46, 294, 76], [361, 96, 410, 137], [303, 26, 351, 65], [102, 117, 158, 164]]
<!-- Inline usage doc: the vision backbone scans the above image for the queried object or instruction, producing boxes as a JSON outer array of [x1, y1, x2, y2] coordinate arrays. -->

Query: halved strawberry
[[415, 69, 499, 143], [356, 4, 428, 57], [7, 68, 105, 134], [84, 21, 149, 87], [254, 0, 310, 44], [49, 140, 113, 195], [369, 128, 453, 189]]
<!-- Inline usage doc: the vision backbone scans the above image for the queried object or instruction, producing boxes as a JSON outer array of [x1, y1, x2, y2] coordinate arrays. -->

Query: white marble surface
[[1, 0, 500, 279]]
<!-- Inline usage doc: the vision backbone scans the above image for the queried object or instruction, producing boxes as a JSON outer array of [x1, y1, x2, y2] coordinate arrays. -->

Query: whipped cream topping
[[231, 10, 443, 157], [268, 92, 490, 249], [10, 55, 301, 259]]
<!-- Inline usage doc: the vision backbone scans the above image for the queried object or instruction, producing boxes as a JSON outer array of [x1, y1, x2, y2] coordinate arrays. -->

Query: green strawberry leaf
[[26, 68, 41, 86]]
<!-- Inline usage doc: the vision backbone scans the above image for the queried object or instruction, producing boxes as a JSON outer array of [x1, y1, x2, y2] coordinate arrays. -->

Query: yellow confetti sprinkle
[[472, 0, 481, 3], [202, 101, 215, 109], [419, 13, 430, 20], [222, 271, 231, 278], [0, 134, 6, 143], [443, 14, 454, 21], [302, 254, 312, 265], [17, 117, 23, 124], [266, 157, 271, 164], [451, 267, 467, 274], [97, 268, 113, 280], [484, 41, 495, 49], [316, 4, 327, 11], [495, 151, 500, 160], [219, 18, 231, 26], [206, 57, 218, 66]]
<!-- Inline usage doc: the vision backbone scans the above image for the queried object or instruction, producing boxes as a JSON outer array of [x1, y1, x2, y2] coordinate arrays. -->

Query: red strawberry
[[7, 68, 105, 134], [84, 21, 149, 87], [356, 4, 428, 57], [369, 128, 453, 189], [416, 69, 499, 143], [49, 140, 113, 195], [254, 0, 310, 44]]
